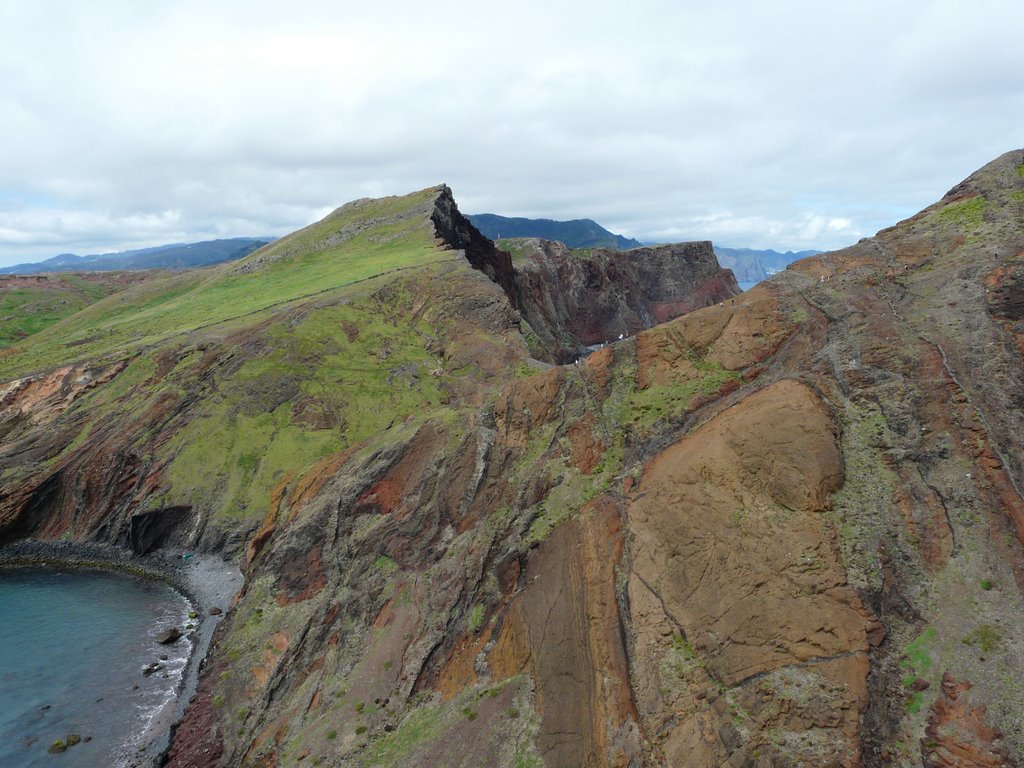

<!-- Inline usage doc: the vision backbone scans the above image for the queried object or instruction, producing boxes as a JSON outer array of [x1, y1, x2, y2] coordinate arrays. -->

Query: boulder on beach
[[208, 606, 222, 616], [155, 627, 182, 644], [48, 739, 66, 754]]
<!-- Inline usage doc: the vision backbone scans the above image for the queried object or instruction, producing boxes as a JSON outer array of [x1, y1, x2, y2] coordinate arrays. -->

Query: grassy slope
[[0, 187, 449, 381], [1, 185, 515, 543], [0, 273, 152, 347]]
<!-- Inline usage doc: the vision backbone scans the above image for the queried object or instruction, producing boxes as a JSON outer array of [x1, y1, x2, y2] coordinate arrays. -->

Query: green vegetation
[[468, 604, 485, 633], [980, 579, 996, 591], [495, 238, 538, 263], [906, 693, 924, 715], [162, 398, 341, 524], [936, 195, 986, 231], [828, 401, 899, 592], [0, 187, 449, 380], [155, 279, 459, 528], [903, 627, 936, 680], [962, 623, 1001, 653], [351, 679, 540, 768], [0, 274, 132, 346], [618, 347, 741, 434], [665, 634, 706, 685], [356, 699, 443, 766], [899, 627, 937, 715]]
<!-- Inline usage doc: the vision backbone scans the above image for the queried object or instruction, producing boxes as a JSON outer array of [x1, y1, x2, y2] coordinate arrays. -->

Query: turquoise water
[[0, 567, 192, 767]]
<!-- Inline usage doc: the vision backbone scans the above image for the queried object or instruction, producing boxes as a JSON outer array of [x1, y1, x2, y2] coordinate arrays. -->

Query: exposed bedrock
[[429, 188, 740, 363], [627, 379, 878, 767], [510, 238, 741, 362]]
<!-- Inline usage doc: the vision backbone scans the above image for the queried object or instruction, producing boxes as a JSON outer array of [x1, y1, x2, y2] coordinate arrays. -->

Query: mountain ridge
[[468, 212, 643, 250], [0, 237, 272, 275], [714, 245, 822, 283]]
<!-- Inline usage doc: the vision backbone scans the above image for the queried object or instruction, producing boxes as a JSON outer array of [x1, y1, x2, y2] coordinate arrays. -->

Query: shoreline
[[0, 539, 243, 767]]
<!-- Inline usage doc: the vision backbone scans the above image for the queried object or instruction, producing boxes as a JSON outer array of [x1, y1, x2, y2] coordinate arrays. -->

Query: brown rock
[[923, 673, 1011, 767], [627, 379, 872, 765]]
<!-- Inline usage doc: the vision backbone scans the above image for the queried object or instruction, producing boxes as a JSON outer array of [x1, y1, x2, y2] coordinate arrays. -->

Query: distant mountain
[[712, 246, 822, 284], [0, 237, 273, 275], [467, 213, 642, 250]]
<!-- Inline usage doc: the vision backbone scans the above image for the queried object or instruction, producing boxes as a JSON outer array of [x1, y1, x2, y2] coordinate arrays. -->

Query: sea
[[0, 567, 193, 768], [738, 280, 758, 292]]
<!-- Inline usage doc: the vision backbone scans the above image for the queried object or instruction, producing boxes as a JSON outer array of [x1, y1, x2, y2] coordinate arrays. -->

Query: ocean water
[[738, 280, 759, 292], [0, 567, 193, 768]]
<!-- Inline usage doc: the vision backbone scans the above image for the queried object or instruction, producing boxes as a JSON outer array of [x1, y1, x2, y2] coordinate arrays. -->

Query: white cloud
[[0, 0, 1022, 265]]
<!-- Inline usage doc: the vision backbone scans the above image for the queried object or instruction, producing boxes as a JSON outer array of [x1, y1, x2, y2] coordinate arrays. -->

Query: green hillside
[[0, 187, 451, 380], [0, 273, 158, 348]]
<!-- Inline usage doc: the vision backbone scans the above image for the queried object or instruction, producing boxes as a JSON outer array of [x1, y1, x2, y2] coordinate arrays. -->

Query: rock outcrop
[[509, 238, 740, 362], [432, 191, 740, 363]]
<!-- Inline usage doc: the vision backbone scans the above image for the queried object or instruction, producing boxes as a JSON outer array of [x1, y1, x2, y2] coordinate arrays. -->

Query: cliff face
[[432, 192, 741, 363], [508, 238, 740, 362], [2, 154, 1024, 768]]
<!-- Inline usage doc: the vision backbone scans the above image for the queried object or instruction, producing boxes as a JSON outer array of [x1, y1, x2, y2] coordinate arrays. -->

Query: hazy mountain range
[[469, 213, 818, 283], [467, 213, 643, 250], [0, 237, 272, 275]]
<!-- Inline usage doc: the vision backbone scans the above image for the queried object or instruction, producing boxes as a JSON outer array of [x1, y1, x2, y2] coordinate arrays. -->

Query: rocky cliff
[[506, 238, 740, 362], [1, 153, 1024, 768]]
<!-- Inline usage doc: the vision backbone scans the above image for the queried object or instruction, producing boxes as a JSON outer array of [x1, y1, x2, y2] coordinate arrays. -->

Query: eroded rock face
[[627, 380, 875, 766], [489, 500, 642, 767], [429, 197, 740, 364], [923, 674, 1012, 767], [510, 238, 740, 362]]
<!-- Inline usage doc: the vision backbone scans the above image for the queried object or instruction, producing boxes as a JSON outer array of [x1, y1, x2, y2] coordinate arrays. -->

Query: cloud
[[0, 0, 1022, 265]]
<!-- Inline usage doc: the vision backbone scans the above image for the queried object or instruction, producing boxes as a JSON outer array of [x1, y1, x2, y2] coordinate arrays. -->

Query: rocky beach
[[0, 540, 242, 767]]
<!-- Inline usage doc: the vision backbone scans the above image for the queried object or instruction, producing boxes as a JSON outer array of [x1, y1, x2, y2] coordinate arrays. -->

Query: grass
[[936, 195, 986, 231], [901, 626, 937, 715], [494, 238, 538, 263], [152, 273, 462, 528], [901, 627, 935, 687], [356, 699, 444, 767], [618, 347, 741, 434], [162, 398, 342, 525], [0, 186, 450, 381], [467, 604, 485, 633], [962, 624, 1001, 653], [0, 274, 134, 347]]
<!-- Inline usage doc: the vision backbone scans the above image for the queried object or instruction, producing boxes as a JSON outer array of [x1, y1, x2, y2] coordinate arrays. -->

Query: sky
[[0, 0, 1022, 267]]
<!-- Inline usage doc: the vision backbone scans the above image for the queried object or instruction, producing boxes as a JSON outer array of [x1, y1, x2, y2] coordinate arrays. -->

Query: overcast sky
[[0, 0, 1022, 266]]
